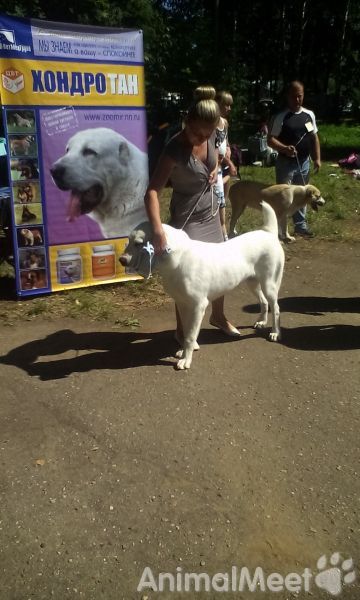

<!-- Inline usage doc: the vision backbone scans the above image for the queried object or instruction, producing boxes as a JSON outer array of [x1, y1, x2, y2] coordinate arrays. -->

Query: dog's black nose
[[119, 255, 128, 266], [50, 164, 65, 181]]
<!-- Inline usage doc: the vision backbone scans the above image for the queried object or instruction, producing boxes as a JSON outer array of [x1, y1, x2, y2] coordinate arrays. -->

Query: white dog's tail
[[261, 201, 278, 235]]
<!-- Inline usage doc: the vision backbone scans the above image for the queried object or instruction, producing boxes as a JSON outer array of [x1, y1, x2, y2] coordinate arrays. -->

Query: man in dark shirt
[[268, 80, 321, 237]]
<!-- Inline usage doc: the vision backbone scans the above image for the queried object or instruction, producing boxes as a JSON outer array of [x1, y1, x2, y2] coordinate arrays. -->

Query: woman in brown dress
[[144, 88, 240, 341]]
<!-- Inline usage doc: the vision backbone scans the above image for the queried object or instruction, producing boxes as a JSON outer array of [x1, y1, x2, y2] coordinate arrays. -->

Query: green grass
[[318, 123, 360, 160], [0, 273, 169, 325]]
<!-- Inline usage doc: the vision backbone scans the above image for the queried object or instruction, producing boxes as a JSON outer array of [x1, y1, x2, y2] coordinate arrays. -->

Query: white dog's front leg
[[175, 301, 207, 370]]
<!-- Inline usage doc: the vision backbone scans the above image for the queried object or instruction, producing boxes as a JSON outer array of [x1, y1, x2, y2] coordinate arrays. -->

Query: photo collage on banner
[[0, 14, 148, 296], [7, 106, 46, 291]]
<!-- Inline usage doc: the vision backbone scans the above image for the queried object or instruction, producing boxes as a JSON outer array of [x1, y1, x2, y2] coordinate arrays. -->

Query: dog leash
[[181, 181, 217, 231], [294, 131, 309, 185], [295, 153, 307, 185], [138, 182, 214, 279], [139, 176, 217, 279]]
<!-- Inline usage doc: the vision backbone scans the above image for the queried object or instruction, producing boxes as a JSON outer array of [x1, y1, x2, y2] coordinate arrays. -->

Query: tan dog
[[229, 181, 325, 241], [10, 135, 34, 156], [20, 228, 43, 246], [17, 184, 34, 203]]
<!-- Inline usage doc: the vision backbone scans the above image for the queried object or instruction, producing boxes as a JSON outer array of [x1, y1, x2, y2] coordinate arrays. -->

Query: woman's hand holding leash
[[153, 228, 168, 256], [228, 160, 238, 176], [209, 167, 218, 184]]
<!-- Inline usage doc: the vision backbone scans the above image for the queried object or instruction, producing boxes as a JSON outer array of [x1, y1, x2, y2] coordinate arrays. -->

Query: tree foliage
[[1, 0, 359, 120]]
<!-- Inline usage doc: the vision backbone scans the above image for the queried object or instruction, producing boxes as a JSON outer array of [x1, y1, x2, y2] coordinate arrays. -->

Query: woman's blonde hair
[[215, 90, 233, 106], [187, 85, 220, 124], [193, 85, 216, 101]]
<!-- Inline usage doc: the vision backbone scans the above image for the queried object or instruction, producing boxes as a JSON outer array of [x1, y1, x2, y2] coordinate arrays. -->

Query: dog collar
[[135, 242, 171, 280], [135, 241, 155, 279]]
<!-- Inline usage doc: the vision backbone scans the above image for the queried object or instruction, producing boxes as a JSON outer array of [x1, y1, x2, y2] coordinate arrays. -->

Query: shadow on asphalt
[[0, 327, 254, 380], [1, 316, 359, 380], [240, 295, 360, 350], [280, 324, 360, 351], [243, 296, 360, 316]]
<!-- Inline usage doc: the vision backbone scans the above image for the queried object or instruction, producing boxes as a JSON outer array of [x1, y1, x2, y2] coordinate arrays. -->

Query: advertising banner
[[0, 14, 148, 296]]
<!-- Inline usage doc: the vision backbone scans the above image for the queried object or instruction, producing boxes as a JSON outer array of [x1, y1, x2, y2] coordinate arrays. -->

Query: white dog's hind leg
[[176, 301, 207, 370], [262, 281, 281, 342], [247, 279, 269, 329]]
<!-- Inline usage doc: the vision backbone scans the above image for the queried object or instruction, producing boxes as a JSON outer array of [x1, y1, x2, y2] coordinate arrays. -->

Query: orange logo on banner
[[1, 68, 24, 93]]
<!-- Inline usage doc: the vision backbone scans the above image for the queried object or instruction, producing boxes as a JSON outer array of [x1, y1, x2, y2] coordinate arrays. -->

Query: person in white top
[[215, 91, 237, 240]]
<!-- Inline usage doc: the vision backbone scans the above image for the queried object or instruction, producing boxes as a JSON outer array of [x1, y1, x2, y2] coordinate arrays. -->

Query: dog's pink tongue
[[66, 192, 81, 222]]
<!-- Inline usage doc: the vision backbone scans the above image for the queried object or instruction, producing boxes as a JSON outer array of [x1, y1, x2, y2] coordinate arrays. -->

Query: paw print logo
[[315, 553, 356, 596]]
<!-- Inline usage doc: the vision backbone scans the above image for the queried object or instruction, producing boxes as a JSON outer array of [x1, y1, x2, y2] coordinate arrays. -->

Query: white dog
[[120, 202, 285, 370], [50, 128, 148, 238]]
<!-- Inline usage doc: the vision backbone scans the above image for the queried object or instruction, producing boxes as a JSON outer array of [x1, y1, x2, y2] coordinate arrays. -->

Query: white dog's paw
[[175, 344, 198, 361], [285, 235, 296, 243], [254, 320, 267, 329], [174, 333, 200, 351], [176, 357, 191, 370], [269, 332, 281, 342]]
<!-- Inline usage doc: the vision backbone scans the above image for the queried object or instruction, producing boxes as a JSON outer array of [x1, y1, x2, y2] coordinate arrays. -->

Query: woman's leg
[[220, 173, 230, 240], [209, 296, 241, 336], [223, 174, 231, 201], [219, 205, 228, 241]]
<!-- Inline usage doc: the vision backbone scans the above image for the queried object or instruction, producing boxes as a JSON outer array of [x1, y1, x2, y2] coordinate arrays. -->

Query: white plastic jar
[[56, 247, 82, 284]]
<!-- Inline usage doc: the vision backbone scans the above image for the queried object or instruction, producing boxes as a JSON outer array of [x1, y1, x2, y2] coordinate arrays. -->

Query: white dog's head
[[119, 222, 154, 276], [50, 128, 135, 221], [305, 184, 326, 212], [120, 223, 189, 277]]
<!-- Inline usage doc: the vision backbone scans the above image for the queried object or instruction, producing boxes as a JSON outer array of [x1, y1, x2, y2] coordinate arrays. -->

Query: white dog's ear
[[118, 142, 130, 166]]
